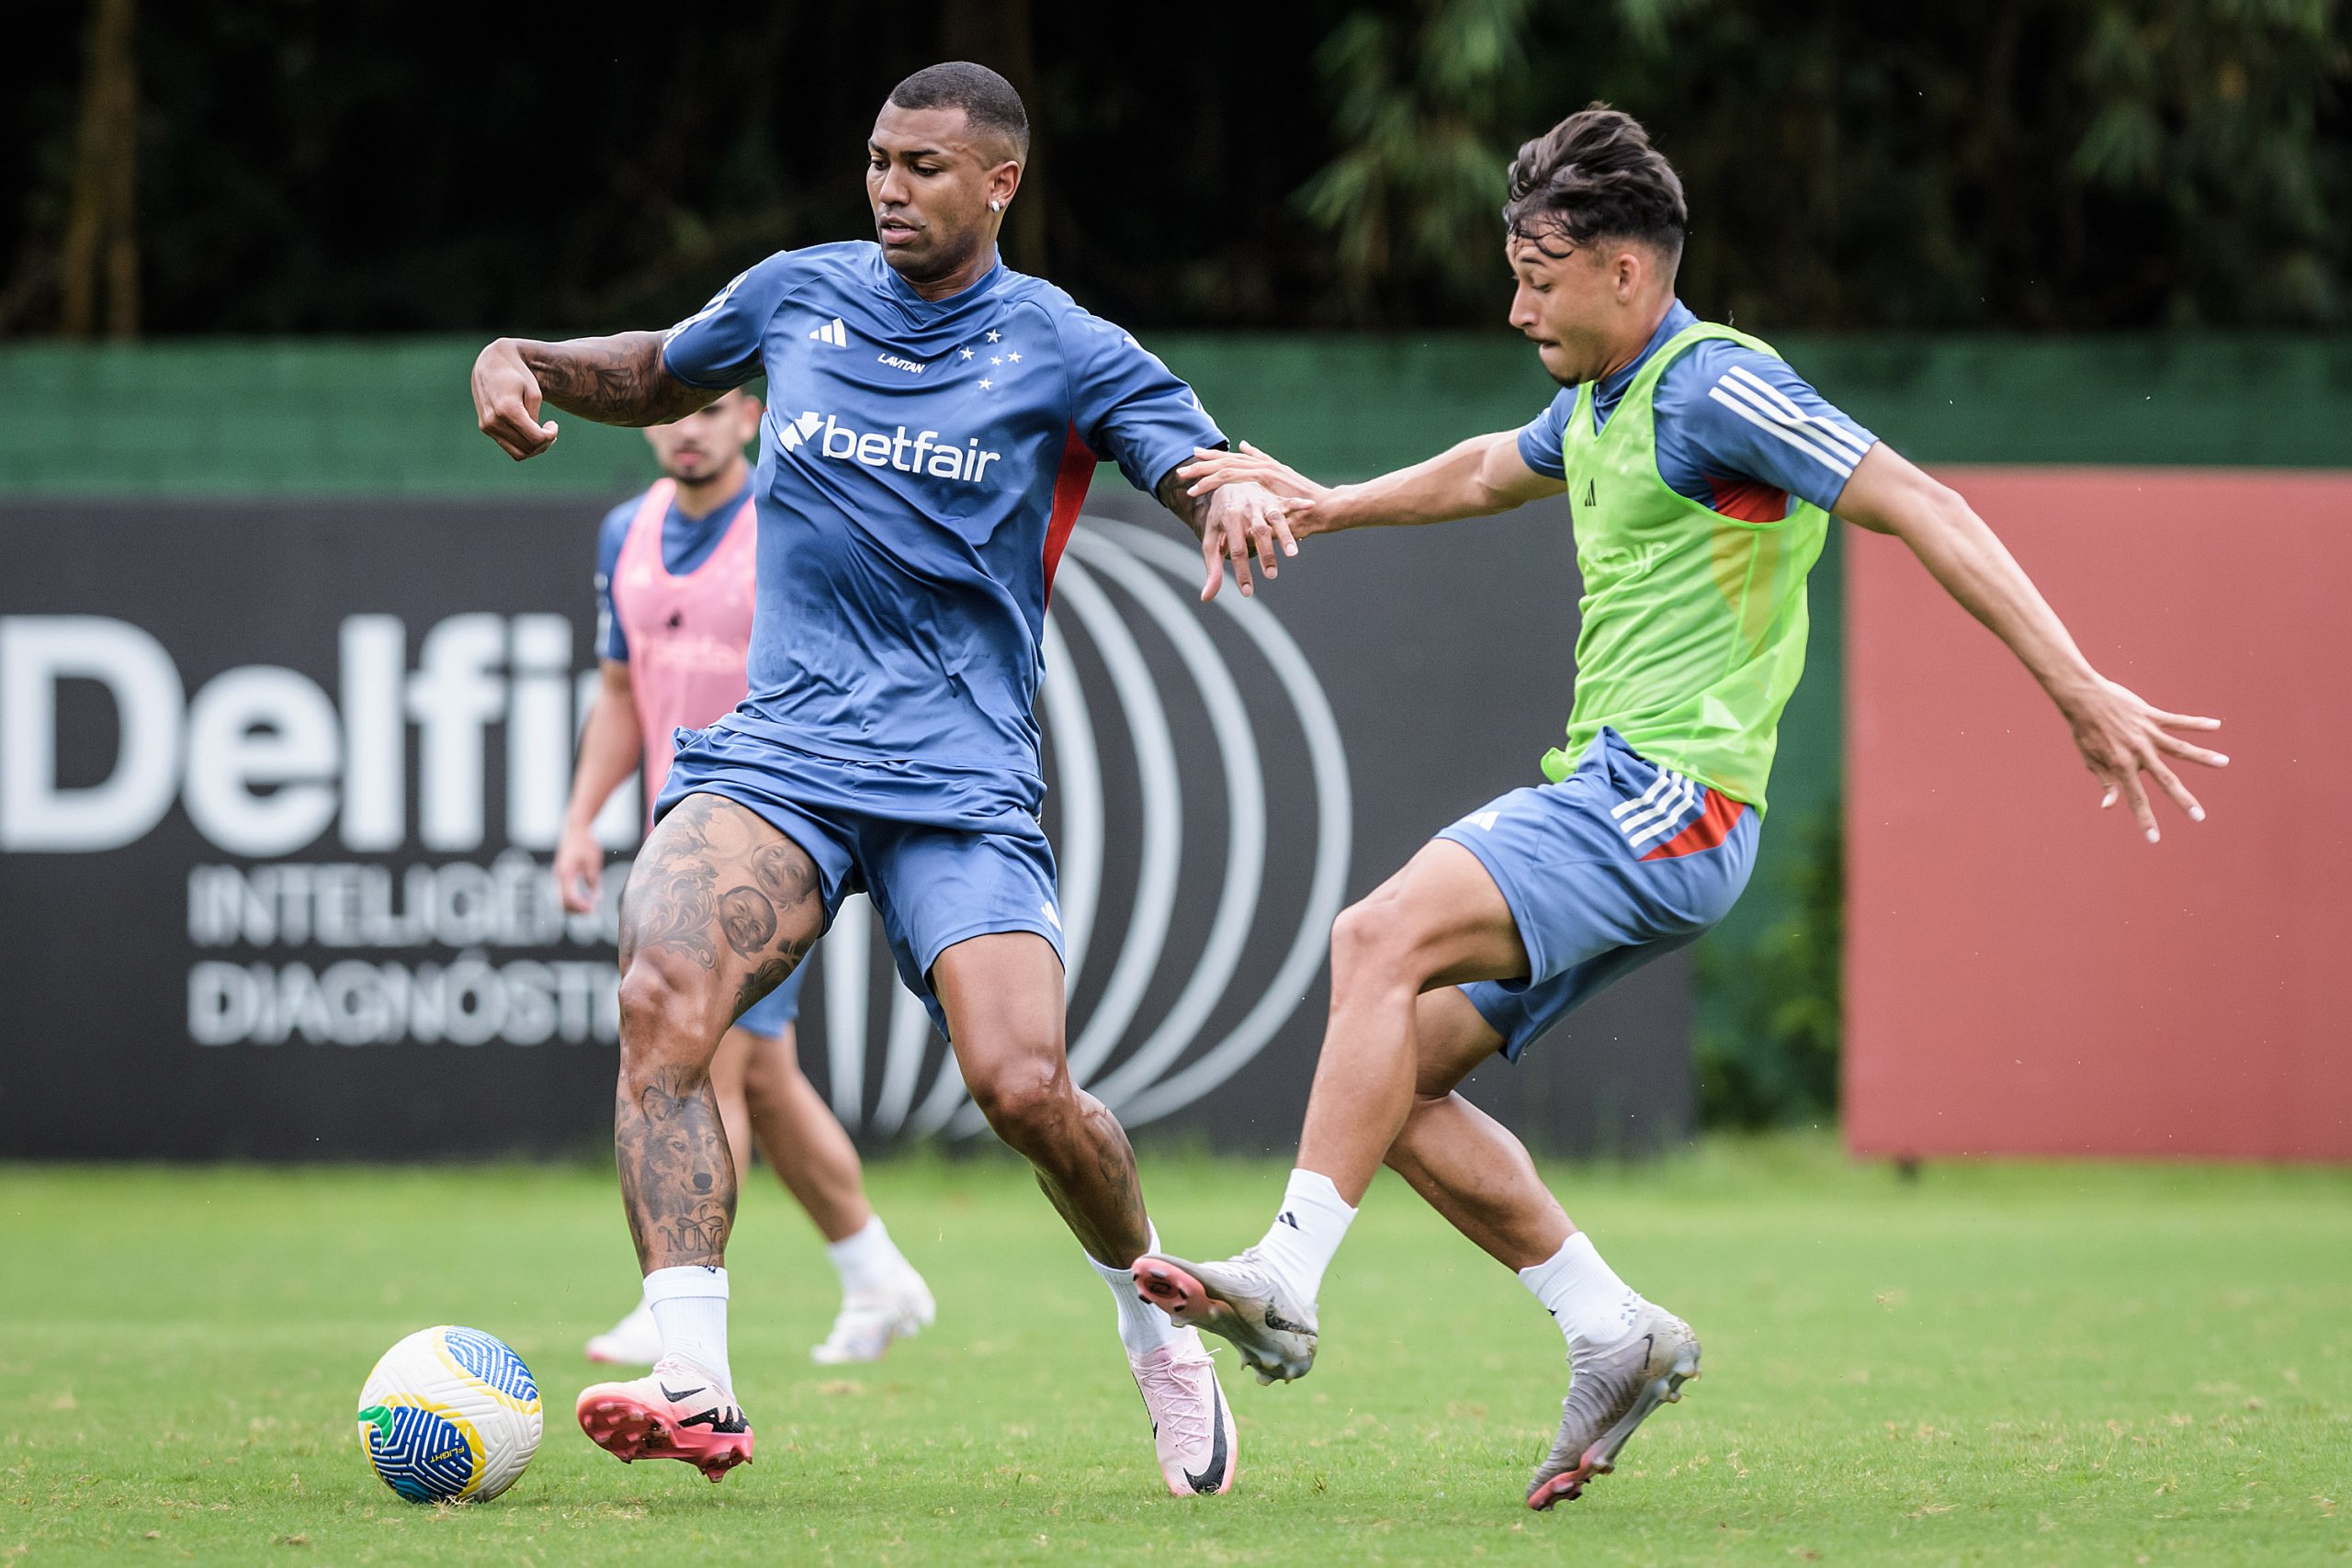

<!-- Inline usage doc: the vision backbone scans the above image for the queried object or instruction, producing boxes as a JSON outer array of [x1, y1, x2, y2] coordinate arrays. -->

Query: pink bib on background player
[[610, 478, 759, 827]]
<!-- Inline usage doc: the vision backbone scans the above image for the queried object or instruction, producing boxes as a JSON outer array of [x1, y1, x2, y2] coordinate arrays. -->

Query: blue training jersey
[[660, 242, 1223, 783], [593, 476, 755, 662], [1517, 299, 1878, 523]]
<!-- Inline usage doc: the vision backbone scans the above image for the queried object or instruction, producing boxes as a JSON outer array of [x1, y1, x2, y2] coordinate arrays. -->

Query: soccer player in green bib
[[1134, 105, 2229, 1511]]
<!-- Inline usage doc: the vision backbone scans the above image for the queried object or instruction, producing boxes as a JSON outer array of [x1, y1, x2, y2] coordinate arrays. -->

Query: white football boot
[[584, 1298, 662, 1366], [809, 1267, 937, 1365], [1132, 1247, 1318, 1384], [1526, 1301, 1702, 1510], [1128, 1326, 1238, 1496]]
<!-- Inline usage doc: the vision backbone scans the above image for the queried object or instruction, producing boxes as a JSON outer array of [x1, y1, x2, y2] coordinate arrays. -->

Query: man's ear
[[1612, 246, 1645, 301], [989, 159, 1023, 210]]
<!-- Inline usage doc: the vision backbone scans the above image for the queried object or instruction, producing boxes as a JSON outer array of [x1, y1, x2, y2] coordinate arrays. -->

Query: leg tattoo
[[616, 1063, 736, 1270], [1029, 1090, 1151, 1267]]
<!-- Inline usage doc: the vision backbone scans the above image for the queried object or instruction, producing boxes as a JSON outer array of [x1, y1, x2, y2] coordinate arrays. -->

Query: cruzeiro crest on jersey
[[774, 409, 1005, 484]]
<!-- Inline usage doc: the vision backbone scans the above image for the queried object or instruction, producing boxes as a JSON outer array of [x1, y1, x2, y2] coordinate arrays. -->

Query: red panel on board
[[1845, 468, 2352, 1161]]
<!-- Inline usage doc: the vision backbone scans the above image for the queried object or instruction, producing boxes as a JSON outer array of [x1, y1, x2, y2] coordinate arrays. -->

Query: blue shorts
[[731, 963, 805, 1038], [1437, 728, 1759, 1061], [655, 717, 1063, 1038]]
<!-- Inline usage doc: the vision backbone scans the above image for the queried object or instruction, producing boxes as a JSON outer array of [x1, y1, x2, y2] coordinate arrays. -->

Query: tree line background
[[6, 0, 2346, 342]]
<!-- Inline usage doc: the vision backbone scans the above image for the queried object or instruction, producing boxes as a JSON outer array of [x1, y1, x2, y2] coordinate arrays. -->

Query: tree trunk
[[60, 0, 140, 340]]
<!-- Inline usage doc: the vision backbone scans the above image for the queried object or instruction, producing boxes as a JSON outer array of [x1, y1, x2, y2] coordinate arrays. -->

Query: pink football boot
[[575, 1355, 753, 1483]]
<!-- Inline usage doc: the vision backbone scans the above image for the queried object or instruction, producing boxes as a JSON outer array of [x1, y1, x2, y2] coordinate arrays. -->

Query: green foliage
[[1694, 799, 1842, 1129], [1296, 0, 2352, 329], [2072, 0, 2348, 322], [4, 2, 2345, 333], [1294, 0, 1545, 321]]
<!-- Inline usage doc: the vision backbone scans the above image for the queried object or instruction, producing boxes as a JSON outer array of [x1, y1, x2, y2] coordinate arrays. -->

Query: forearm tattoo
[[521, 331, 712, 427]]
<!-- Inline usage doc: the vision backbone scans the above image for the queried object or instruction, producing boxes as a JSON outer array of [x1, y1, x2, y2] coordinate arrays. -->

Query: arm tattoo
[[519, 331, 715, 427]]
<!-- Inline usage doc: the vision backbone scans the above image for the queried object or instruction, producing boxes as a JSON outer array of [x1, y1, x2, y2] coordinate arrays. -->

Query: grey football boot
[[1132, 1247, 1318, 1384], [1526, 1300, 1702, 1510]]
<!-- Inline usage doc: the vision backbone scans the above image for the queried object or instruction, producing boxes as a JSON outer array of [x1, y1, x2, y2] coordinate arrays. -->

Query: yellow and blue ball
[[356, 1325, 542, 1503]]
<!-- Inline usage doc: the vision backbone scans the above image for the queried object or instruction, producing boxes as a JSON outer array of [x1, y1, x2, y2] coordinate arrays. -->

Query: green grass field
[[6, 1137, 2347, 1565]]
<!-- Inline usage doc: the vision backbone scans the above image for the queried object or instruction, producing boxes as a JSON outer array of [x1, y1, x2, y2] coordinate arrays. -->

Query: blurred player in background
[[555, 388, 934, 1368], [472, 62, 1289, 1494], [1148, 104, 2228, 1512]]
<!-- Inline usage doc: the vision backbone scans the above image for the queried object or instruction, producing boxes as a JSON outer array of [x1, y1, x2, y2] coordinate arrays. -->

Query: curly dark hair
[[1503, 104, 1686, 262]]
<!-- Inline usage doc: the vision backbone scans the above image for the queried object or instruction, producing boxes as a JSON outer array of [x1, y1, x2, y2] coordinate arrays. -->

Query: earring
[[989, 199, 1003, 213]]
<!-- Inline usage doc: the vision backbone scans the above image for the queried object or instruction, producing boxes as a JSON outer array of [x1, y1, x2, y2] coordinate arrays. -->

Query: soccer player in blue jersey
[[558, 389, 934, 1371], [470, 62, 1288, 1495], [1148, 105, 2227, 1512]]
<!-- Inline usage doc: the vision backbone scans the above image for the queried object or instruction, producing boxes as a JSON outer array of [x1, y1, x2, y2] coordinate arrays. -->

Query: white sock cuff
[[1518, 1233, 1592, 1288], [826, 1215, 889, 1262], [643, 1264, 729, 1304], [1284, 1168, 1356, 1217], [1084, 1227, 1160, 1283]]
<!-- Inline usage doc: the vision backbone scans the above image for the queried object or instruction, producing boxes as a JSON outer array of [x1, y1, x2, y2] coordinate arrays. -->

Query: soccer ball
[[356, 1325, 543, 1503]]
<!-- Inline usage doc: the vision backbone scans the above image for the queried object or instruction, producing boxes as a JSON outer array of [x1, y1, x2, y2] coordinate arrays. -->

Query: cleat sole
[[575, 1390, 752, 1483], [1132, 1258, 1314, 1383]]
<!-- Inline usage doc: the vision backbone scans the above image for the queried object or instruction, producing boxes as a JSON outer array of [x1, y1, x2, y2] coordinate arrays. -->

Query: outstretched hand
[[1181, 442, 1342, 542], [1196, 476, 1299, 602], [2062, 677, 2227, 843], [471, 339, 560, 460]]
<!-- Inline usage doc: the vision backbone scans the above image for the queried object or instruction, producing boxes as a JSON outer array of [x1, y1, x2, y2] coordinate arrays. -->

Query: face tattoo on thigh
[[718, 886, 779, 957]]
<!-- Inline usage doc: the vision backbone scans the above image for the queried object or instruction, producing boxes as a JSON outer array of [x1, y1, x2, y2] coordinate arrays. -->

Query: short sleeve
[[660, 254, 793, 390], [1057, 309, 1227, 495], [1666, 344, 1878, 512], [1516, 388, 1577, 479], [593, 499, 635, 662]]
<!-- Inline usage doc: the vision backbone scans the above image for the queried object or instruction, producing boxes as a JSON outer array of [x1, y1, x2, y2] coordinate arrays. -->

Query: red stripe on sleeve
[[1042, 422, 1098, 605]]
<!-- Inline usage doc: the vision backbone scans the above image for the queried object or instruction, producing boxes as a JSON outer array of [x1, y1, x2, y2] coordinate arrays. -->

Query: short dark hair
[[887, 62, 1030, 161], [1503, 105, 1686, 262]]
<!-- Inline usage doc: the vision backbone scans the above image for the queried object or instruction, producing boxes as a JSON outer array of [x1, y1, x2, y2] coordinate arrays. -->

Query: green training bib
[[1540, 321, 1830, 815]]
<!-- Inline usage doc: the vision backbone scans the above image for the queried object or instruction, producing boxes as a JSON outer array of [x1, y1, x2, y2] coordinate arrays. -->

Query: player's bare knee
[[967, 1057, 1072, 1152], [616, 948, 720, 1073], [1329, 894, 1423, 994]]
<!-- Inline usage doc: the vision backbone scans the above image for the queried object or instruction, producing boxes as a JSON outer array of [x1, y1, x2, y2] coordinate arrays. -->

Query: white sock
[[1519, 1233, 1640, 1352], [1254, 1168, 1357, 1304], [643, 1265, 732, 1387], [825, 1215, 909, 1297], [1088, 1226, 1186, 1357]]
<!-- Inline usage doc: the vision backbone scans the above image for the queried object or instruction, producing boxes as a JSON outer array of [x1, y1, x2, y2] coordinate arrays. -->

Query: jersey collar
[[875, 246, 1008, 317]]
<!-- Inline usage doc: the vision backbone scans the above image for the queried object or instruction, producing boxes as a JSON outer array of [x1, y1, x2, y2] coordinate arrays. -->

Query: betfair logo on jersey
[[775, 410, 1004, 483]]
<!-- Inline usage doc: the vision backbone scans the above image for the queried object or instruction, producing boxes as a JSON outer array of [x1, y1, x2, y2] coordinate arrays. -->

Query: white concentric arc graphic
[[810, 513, 1352, 1137]]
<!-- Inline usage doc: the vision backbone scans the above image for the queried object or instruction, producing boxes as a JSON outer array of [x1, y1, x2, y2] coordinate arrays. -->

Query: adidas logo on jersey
[[774, 410, 1003, 483], [808, 317, 848, 347]]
